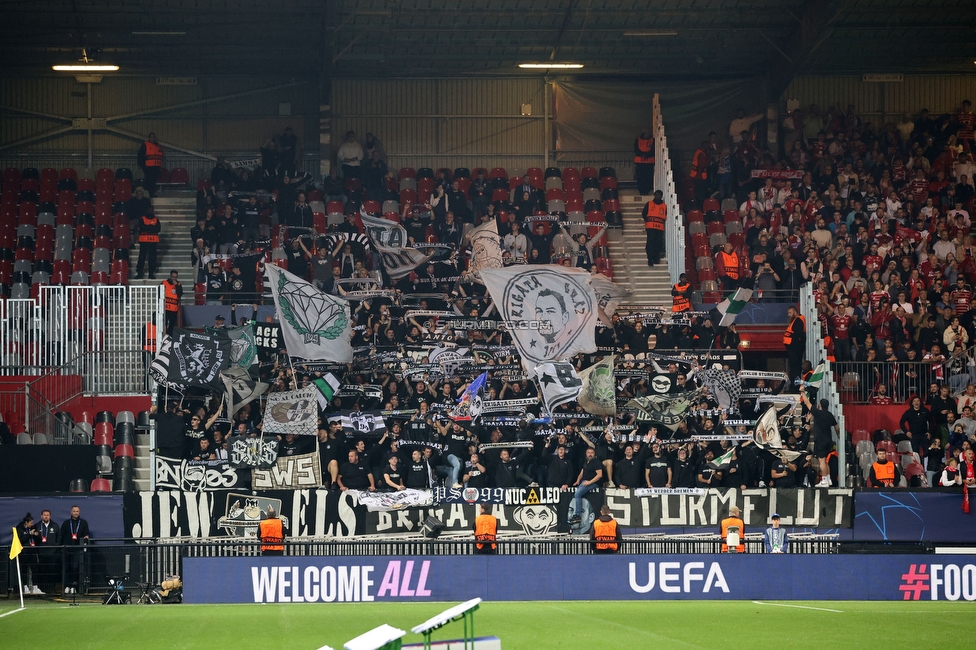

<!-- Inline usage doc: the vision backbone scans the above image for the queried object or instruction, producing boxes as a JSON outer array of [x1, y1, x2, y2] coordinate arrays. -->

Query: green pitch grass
[[0, 599, 967, 649]]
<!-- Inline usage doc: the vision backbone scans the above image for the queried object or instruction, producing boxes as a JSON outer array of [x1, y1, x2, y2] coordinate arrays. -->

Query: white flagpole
[[15, 555, 24, 609]]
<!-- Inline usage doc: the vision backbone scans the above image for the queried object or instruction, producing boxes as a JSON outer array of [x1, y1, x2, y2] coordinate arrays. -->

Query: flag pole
[[15, 555, 24, 609]]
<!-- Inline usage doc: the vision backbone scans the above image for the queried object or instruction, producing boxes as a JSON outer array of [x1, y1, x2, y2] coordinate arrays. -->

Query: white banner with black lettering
[[252, 451, 323, 490], [154, 456, 247, 492]]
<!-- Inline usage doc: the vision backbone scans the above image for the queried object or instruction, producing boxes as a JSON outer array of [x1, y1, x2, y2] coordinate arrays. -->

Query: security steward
[[259, 507, 285, 556], [143, 316, 157, 370], [137, 132, 163, 197], [690, 140, 710, 205], [717, 241, 740, 291], [783, 305, 807, 382], [671, 273, 692, 313], [642, 190, 667, 267], [473, 504, 498, 555], [720, 505, 745, 553], [869, 448, 901, 488], [136, 206, 161, 279], [161, 270, 183, 335], [590, 505, 621, 554], [633, 129, 655, 195]]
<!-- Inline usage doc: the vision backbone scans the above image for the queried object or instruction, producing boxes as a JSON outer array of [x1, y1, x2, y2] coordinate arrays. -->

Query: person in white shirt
[[729, 108, 763, 144], [336, 130, 364, 179], [775, 181, 793, 207], [739, 190, 763, 218]]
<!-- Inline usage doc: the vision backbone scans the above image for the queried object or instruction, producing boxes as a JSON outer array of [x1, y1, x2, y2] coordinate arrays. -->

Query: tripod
[[103, 575, 131, 605]]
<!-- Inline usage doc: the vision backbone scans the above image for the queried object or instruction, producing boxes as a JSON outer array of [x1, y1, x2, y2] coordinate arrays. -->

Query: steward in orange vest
[[161, 270, 183, 335], [259, 507, 285, 555], [138, 132, 163, 197], [690, 140, 711, 205], [672, 273, 692, 313], [642, 190, 667, 266], [869, 449, 900, 488], [473, 505, 498, 554], [590, 505, 620, 553], [634, 130, 655, 195], [720, 506, 745, 553], [717, 242, 739, 290], [136, 209, 161, 279]]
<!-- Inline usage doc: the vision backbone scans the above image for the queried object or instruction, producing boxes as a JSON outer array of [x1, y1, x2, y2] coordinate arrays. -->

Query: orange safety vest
[[474, 514, 497, 550], [872, 461, 896, 487], [259, 518, 284, 552], [634, 137, 655, 164], [143, 322, 157, 353], [138, 215, 160, 243], [690, 149, 709, 179], [672, 283, 691, 312], [644, 201, 666, 230], [783, 315, 806, 347], [163, 280, 180, 312], [144, 141, 163, 167], [719, 251, 739, 279], [721, 516, 745, 552], [592, 518, 619, 551]]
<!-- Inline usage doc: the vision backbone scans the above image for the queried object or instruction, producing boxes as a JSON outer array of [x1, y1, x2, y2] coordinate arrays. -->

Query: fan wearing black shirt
[[337, 450, 375, 491], [404, 449, 433, 489], [380, 456, 405, 492], [644, 442, 672, 488], [696, 449, 722, 488], [614, 445, 644, 489], [463, 452, 489, 489], [670, 447, 697, 488], [286, 238, 310, 279], [546, 445, 575, 489]]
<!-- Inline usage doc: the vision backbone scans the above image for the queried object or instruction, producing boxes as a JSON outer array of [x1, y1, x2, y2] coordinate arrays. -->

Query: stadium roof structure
[[1, 0, 975, 87]]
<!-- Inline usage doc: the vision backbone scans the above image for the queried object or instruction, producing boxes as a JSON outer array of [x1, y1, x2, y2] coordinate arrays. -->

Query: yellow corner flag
[[9, 526, 23, 560]]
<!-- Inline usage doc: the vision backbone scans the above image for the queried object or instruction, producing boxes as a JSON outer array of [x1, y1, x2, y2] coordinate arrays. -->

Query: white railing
[[652, 94, 686, 285], [0, 284, 164, 378], [800, 283, 848, 487]]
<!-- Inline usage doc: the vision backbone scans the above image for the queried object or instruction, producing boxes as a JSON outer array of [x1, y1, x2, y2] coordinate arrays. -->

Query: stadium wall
[[183, 554, 976, 603]]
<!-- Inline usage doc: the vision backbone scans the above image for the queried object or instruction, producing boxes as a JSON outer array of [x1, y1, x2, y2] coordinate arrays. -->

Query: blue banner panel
[[0, 495, 124, 544], [184, 554, 976, 603], [854, 491, 976, 542]]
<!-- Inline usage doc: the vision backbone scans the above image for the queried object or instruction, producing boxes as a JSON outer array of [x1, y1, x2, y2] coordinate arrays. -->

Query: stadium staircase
[[129, 190, 197, 288], [608, 189, 674, 307]]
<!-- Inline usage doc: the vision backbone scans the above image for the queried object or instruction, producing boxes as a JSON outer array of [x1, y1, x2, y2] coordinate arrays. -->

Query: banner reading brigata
[[183, 554, 976, 603]]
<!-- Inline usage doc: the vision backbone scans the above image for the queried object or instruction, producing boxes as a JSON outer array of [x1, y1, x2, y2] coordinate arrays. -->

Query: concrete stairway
[[607, 189, 675, 307], [134, 431, 151, 491], [128, 190, 198, 288]]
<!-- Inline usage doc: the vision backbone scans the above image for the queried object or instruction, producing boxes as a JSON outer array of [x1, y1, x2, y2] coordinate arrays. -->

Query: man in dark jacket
[[61, 506, 90, 594], [546, 445, 575, 489]]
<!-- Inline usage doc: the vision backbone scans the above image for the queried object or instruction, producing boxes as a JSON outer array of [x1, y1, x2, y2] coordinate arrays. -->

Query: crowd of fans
[[685, 99, 976, 487]]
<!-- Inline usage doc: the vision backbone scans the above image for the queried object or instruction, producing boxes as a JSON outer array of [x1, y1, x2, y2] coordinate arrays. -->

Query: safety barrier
[[652, 94, 686, 285], [799, 284, 847, 485]]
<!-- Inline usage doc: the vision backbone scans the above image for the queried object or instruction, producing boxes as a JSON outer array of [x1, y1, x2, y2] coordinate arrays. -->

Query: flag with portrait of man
[[480, 266, 599, 373]]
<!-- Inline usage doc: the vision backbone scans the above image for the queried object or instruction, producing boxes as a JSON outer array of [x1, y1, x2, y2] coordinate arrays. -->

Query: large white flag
[[480, 266, 599, 372], [360, 214, 432, 279], [589, 274, 632, 327], [466, 219, 503, 276], [577, 355, 616, 415], [265, 264, 353, 362], [754, 406, 802, 461]]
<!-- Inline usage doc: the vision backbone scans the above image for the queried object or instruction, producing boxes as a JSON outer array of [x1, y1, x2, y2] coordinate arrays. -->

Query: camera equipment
[[420, 515, 446, 539], [103, 575, 132, 605]]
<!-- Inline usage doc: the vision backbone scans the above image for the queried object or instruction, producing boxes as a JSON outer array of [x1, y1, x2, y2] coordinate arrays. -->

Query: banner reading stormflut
[[265, 264, 352, 362], [480, 266, 599, 372], [262, 385, 319, 436]]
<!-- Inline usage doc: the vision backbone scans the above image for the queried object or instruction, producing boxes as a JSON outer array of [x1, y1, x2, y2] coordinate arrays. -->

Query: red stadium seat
[[492, 188, 509, 202], [581, 166, 598, 180], [852, 429, 871, 446], [114, 444, 134, 459], [90, 478, 112, 493], [59, 168, 78, 182], [702, 198, 720, 213], [398, 189, 417, 206], [398, 167, 417, 180], [488, 167, 507, 180], [686, 210, 704, 224], [363, 200, 381, 215], [169, 168, 190, 186], [723, 210, 740, 224]]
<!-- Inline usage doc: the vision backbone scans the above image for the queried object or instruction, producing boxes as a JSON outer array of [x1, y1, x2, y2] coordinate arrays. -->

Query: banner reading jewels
[[183, 554, 976, 603]]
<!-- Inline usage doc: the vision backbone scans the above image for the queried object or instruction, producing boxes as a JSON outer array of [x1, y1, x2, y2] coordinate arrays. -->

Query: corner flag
[[9, 526, 22, 560]]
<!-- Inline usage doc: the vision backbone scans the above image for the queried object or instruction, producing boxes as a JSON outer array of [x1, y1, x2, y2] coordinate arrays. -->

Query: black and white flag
[[700, 367, 742, 411], [361, 214, 432, 279], [148, 335, 182, 390], [534, 362, 582, 414], [167, 328, 232, 391], [226, 434, 279, 469], [627, 388, 705, 431], [210, 323, 258, 368], [328, 411, 388, 438], [220, 366, 268, 415], [262, 385, 319, 436], [589, 274, 632, 327], [480, 266, 599, 372]]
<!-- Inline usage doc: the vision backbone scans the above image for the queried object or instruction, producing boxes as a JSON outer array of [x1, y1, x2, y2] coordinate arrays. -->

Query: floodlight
[[518, 63, 584, 69], [53, 48, 118, 72]]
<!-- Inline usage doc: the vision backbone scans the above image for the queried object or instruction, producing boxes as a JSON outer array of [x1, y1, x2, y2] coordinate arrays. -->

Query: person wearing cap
[[212, 314, 226, 329], [720, 505, 745, 553], [763, 514, 788, 554]]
